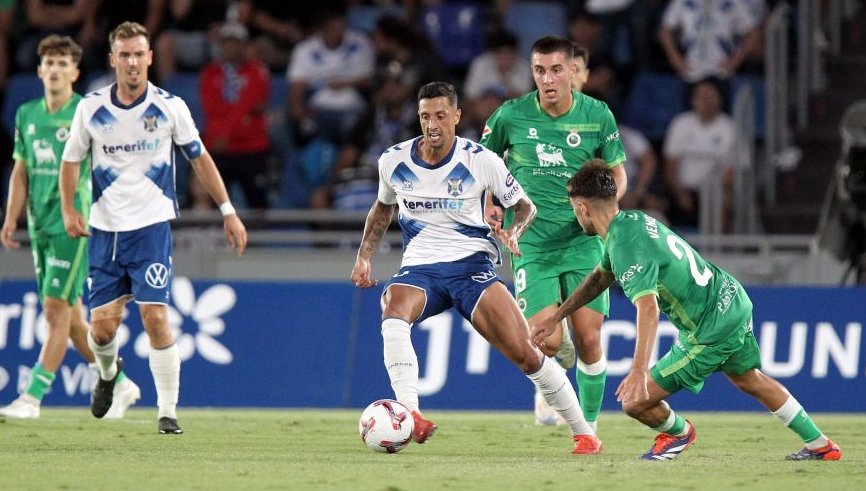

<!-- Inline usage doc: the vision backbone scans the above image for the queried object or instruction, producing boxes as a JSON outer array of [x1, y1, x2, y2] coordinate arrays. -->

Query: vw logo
[[145, 263, 170, 289]]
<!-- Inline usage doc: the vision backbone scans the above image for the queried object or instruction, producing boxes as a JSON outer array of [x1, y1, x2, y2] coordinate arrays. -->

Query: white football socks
[[87, 332, 118, 381], [381, 318, 419, 413], [149, 344, 180, 419], [527, 356, 594, 436]]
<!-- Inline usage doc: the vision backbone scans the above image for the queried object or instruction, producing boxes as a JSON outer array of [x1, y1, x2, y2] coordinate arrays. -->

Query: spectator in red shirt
[[200, 23, 271, 208]]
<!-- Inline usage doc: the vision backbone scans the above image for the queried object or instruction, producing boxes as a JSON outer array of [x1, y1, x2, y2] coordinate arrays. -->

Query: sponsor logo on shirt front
[[32, 139, 56, 166], [535, 143, 567, 167], [402, 198, 465, 211]]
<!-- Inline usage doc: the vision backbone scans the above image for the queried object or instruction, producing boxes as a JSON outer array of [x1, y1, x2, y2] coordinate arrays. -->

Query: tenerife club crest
[[144, 114, 159, 132], [447, 178, 463, 197]]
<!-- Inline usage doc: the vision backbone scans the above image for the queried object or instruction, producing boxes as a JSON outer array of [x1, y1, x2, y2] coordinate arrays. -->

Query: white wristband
[[219, 202, 236, 217]]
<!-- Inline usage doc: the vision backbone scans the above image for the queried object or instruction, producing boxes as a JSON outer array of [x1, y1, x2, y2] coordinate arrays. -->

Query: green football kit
[[481, 90, 626, 319], [13, 94, 90, 304], [600, 210, 762, 394]]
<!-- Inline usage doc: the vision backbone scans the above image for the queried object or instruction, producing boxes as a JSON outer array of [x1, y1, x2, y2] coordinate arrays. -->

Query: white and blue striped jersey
[[62, 82, 204, 232], [378, 136, 525, 267]]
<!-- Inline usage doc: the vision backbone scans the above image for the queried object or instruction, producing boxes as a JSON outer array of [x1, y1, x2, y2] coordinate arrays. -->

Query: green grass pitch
[[1, 409, 863, 490]]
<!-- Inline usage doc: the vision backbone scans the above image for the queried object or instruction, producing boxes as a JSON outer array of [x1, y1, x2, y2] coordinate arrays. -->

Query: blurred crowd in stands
[[0, 0, 780, 234]]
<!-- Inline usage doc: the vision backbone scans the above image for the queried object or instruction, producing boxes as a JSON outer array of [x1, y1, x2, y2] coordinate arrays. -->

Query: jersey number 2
[[666, 235, 712, 287]]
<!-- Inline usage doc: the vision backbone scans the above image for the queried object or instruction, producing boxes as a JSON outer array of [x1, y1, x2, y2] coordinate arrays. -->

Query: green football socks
[[773, 396, 823, 445], [576, 367, 606, 424], [25, 363, 56, 401]]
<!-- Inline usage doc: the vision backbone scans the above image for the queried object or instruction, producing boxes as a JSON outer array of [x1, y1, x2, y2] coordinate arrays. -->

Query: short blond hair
[[109, 21, 149, 48], [37, 35, 83, 64]]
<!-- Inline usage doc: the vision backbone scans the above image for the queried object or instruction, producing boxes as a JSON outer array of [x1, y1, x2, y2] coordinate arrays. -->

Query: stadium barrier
[[0, 279, 863, 412]]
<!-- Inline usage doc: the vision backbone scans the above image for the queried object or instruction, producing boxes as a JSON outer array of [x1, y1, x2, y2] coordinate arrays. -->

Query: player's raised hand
[[351, 256, 377, 288], [62, 208, 90, 238], [615, 369, 650, 404], [1, 221, 20, 249], [224, 214, 247, 256], [529, 314, 557, 347]]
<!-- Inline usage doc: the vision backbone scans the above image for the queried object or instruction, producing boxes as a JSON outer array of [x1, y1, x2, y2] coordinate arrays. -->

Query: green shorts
[[511, 238, 609, 319], [31, 232, 88, 305], [651, 318, 763, 394]]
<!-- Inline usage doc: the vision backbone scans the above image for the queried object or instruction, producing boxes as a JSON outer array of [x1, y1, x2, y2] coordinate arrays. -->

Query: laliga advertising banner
[[0, 279, 864, 411]]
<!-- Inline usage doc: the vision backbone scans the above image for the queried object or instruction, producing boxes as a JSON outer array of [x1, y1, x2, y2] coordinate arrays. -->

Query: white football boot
[[103, 377, 141, 419], [0, 394, 41, 419]]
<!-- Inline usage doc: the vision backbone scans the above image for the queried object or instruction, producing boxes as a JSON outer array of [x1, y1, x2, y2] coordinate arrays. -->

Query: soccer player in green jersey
[[0, 35, 139, 419], [530, 160, 841, 461], [480, 36, 627, 429]]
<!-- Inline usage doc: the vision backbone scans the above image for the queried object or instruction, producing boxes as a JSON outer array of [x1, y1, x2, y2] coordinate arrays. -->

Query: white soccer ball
[[358, 399, 415, 453]]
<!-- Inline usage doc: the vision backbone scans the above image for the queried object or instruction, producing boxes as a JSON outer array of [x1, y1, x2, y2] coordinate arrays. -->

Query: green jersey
[[13, 94, 90, 238], [480, 90, 626, 252], [601, 210, 752, 344]]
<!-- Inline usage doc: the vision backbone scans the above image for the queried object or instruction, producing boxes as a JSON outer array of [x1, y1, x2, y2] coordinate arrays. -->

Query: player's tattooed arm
[[357, 201, 396, 260], [506, 196, 537, 243], [495, 195, 536, 256], [555, 267, 615, 322], [530, 266, 615, 344]]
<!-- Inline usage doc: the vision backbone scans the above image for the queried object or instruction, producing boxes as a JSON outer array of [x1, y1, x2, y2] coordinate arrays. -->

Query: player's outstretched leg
[[527, 357, 601, 454], [726, 369, 841, 461], [380, 317, 435, 443]]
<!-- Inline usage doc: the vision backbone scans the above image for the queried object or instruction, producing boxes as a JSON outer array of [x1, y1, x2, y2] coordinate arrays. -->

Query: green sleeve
[[479, 105, 508, 157], [12, 107, 25, 162], [597, 103, 626, 165]]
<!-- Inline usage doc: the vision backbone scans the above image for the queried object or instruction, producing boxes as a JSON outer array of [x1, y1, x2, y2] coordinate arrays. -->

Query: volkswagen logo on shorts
[[145, 263, 170, 288]]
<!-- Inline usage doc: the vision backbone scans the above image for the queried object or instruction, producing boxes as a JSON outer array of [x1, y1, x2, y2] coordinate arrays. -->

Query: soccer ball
[[358, 399, 415, 453]]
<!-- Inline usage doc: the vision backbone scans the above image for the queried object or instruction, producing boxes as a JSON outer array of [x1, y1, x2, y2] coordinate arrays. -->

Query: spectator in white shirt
[[286, 8, 375, 143], [659, 0, 765, 83], [663, 78, 737, 229]]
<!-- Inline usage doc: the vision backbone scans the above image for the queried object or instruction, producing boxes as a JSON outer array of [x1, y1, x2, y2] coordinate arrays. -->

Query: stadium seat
[[731, 74, 766, 139], [1, 74, 43, 136], [622, 72, 686, 141], [420, 3, 484, 69], [504, 2, 568, 59], [161, 72, 204, 131]]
